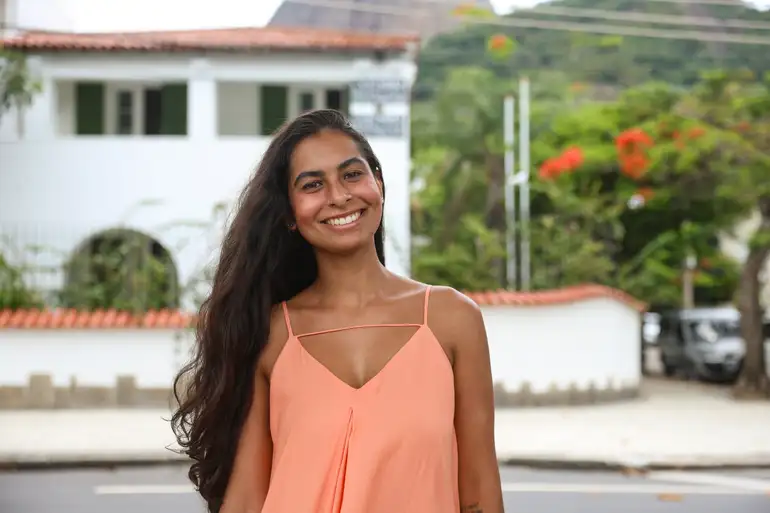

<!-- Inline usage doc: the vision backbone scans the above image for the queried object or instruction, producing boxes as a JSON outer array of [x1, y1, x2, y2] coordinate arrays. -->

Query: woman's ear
[[374, 169, 384, 200]]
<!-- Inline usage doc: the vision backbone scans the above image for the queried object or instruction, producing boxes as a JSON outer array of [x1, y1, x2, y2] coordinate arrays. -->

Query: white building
[[0, 26, 418, 308]]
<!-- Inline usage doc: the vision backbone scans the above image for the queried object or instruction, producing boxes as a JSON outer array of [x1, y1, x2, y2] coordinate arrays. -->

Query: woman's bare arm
[[220, 308, 288, 513], [219, 366, 272, 513], [432, 287, 504, 513]]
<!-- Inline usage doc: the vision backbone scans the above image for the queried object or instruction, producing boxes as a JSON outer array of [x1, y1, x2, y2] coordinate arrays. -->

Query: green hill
[[414, 0, 770, 98]]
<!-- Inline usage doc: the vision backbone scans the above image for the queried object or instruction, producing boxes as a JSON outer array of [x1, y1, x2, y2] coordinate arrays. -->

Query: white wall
[[485, 297, 641, 393], [0, 330, 192, 388], [0, 299, 642, 392], [0, 137, 411, 289]]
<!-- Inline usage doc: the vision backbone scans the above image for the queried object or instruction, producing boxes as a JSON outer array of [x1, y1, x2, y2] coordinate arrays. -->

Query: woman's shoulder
[[423, 283, 481, 316], [257, 303, 293, 380], [425, 283, 472, 302], [423, 284, 486, 352]]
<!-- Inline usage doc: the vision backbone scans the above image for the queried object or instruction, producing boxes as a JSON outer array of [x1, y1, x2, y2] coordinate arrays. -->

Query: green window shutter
[[260, 85, 288, 136], [326, 87, 350, 116], [341, 86, 350, 116], [75, 82, 105, 135], [160, 83, 188, 135]]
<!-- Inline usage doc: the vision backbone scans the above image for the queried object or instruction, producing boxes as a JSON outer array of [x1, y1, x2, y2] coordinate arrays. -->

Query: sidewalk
[[1, 379, 769, 470]]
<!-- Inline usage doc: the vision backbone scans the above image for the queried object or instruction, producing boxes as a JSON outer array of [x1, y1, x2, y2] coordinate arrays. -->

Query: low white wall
[[485, 296, 641, 394], [0, 329, 194, 388], [0, 295, 642, 396]]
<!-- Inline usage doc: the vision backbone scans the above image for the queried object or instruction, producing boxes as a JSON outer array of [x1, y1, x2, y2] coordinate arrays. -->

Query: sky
[[34, 0, 552, 32], [21, 0, 770, 33]]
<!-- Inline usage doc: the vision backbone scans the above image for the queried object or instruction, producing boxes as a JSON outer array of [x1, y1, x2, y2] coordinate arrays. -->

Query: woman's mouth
[[322, 209, 365, 228]]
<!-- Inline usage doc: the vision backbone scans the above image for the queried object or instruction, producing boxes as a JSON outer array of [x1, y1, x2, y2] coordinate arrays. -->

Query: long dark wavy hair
[[171, 109, 385, 512]]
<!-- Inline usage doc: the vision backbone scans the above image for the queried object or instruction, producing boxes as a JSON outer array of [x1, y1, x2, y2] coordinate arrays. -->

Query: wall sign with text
[[351, 115, 405, 138], [349, 79, 410, 104]]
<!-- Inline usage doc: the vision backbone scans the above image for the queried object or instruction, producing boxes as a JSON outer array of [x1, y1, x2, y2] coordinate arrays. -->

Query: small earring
[[288, 222, 296, 231]]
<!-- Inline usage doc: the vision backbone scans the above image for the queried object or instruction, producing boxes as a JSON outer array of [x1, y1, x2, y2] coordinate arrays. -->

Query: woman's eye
[[344, 170, 364, 180], [301, 180, 322, 191]]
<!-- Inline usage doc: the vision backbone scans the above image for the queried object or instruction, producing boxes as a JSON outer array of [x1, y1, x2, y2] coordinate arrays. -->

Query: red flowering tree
[[537, 146, 585, 180], [410, 64, 767, 332], [615, 127, 653, 180], [529, 78, 769, 308]]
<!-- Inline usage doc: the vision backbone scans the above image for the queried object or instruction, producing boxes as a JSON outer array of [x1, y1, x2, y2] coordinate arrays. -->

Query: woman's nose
[[328, 185, 352, 206]]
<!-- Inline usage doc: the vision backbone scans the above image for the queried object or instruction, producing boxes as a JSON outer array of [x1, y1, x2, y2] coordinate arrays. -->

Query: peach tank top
[[261, 286, 459, 513]]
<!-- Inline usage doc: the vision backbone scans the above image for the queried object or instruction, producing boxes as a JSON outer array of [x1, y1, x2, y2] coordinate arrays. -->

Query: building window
[[260, 85, 288, 136], [299, 92, 315, 112], [257, 85, 350, 135], [143, 88, 162, 135], [116, 90, 133, 135], [74, 81, 188, 136], [75, 82, 105, 135], [325, 88, 348, 115], [326, 90, 342, 111]]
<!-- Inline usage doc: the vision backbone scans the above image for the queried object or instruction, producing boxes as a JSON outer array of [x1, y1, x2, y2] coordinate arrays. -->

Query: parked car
[[657, 307, 745, 382]]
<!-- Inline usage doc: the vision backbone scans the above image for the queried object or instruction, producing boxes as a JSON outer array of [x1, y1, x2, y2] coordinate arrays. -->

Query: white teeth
[[326, 211, 361, 226]]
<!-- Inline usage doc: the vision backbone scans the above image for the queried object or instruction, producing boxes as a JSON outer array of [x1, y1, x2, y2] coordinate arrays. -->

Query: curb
[[3, 454, 770, 472], [499, 457, 770, 472], [0, 452, 187, 471]]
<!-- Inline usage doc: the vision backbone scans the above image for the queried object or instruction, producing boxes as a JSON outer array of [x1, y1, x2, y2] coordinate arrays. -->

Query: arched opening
[[61, 229, 179, 311]]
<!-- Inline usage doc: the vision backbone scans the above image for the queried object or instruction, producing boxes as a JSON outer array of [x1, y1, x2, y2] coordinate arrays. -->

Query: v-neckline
[[293, 325, 428, 394]]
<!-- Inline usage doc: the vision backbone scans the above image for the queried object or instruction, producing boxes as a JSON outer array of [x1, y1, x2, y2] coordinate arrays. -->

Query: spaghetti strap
[[282, 288, 431, 337], [281, 301, 294, 337]]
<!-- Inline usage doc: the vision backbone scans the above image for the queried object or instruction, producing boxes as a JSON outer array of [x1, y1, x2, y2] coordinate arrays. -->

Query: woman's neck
[[312, 243, 390, 307]]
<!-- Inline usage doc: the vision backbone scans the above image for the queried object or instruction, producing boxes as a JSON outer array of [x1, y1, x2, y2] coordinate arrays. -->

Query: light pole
[[518, 77, 531, 292], [503, 78, 532, 291], [504, 94, 517, 290]]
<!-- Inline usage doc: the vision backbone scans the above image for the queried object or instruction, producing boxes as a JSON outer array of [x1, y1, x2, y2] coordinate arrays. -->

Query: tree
[[0, 251, 43, 310], [411, 66, 765, 307], [684, 70, 770, 396], [410, 65, 588, 289], [0, 49, 39, 121], [0, 50, 41, 309]]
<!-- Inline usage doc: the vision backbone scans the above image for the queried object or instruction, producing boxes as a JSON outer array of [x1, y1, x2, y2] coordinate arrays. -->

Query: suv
[[657, 307, 745, 382]]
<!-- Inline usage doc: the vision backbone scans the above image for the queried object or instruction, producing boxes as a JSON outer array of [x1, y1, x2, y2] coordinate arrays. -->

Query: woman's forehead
[[289, 131, 363, 176]]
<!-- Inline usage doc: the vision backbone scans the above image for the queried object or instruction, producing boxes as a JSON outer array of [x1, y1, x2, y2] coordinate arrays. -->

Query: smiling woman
[[288, 133, 384, 255], [171, 109, 504, 513]]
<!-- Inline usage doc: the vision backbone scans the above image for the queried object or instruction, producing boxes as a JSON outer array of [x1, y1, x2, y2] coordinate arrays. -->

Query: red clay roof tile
[[0, 285, 645, 329], [1, 26, 419, 53], [0, 308, 194, 330], [464, 284, 646, 312]]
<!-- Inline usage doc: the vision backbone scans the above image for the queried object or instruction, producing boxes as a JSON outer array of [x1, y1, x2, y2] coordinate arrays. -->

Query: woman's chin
[[313, 234, 377, 257]]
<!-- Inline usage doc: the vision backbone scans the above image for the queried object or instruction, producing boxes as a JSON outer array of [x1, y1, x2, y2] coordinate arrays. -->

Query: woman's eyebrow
[[293, 156, 366, 186]]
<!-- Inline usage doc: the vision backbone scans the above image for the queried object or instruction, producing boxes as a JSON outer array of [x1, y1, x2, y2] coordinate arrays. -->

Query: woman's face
[[287, 129, 383, 255]]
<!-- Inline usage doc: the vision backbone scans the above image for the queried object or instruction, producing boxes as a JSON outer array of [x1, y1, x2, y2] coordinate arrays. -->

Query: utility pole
[[518, 77, 531, 291], [683, 253, 697, 309], [504, 94, 517, 290]]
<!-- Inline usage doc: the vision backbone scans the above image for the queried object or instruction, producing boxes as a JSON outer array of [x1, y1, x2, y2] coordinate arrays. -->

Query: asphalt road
[[1, 464, 769, 513]]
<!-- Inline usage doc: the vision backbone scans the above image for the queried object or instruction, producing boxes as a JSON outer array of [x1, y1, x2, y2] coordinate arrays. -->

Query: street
[[1, 464, 768, 513]]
